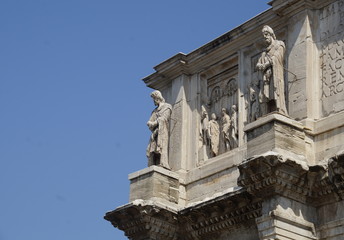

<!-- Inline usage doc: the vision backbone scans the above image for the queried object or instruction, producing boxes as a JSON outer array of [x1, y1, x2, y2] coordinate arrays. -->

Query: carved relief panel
[[208, 73, 238, 116], [199, 57, 239, 161], [208, 72, 238, 154]]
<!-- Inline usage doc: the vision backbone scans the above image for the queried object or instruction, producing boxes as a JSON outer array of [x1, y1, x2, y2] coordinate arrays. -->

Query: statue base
[[129, 165, 180, 204], [244, 113, 306, 160]]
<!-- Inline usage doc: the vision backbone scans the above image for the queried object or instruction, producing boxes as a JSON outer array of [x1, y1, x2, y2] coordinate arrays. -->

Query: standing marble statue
[[229, 105, 238, 149], [208, 113, 220, 157], [146, 90, 172, 170], [221, 108, 231, 151], [256, 25, 287, 116]]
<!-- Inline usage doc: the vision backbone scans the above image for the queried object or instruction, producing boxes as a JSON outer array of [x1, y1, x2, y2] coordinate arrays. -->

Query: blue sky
[[0, 1, 270, 239]]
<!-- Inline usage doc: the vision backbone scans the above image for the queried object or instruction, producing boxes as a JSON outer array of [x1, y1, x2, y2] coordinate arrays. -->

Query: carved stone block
[[256, 211, 316, 240], [244, 113, 306, 159], [129, 166, 180, 204]]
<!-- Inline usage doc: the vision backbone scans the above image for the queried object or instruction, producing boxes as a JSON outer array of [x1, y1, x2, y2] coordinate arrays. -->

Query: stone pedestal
[[244, 113, 306, 160], [256, 210, 316, 240], [129, 166, 180, 204]]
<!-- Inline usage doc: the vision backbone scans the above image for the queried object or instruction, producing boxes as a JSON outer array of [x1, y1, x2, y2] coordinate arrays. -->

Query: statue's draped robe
[[221, 114, 231, 148], [249, 86, 260, 122], [208, 120, 220, 156], [258, 39, 287, 115], [230, 111, 238, 149], [146, 103, 172, 169], [200, 114, 209, 145]]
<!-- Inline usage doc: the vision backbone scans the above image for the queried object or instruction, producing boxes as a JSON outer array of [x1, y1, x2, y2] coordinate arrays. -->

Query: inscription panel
[[320, 0, 344, 116]]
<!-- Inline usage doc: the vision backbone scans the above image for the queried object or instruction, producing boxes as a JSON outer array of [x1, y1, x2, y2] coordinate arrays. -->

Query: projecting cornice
[[143, 0, 338, 90], [105, 190, 262, 240], [238, 152, 344, 207], [269, 0, 336, 15], [142, 3, 276, 90]]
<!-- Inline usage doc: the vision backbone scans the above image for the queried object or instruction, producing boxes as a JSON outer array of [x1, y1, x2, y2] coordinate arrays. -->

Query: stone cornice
[[302, 111, 344, 136], [238, 152, 344, 206], [142, 5, 277, 89], [104, 200, 179, 240], [180, 194, 261, 240], [269, 0, 335, 16], [105, 190, 262, 240], [244, 112, 304, 132], [105, 154, 344, 238], [143, 53, 188, 90], [328, 152, 344, 200], [142, 0, 338, 90], [128, 165, 179, 180]]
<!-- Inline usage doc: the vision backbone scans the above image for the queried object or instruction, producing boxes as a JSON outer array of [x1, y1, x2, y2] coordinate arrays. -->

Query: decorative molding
[[328, 152, 344, 200], [269, 0, 334, 16], [180, 200, 261, 239], [105, 191, 262, 240], [106, 154, 344, 239], [104, 202, 179, 240], [238, 152, 344, 206]]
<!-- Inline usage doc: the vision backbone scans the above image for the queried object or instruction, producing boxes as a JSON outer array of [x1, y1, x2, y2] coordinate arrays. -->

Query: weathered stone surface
[[244, 113, 306, 159], [319, 0, 344, 117], [105, 0, 344, 239], [129, 166, 180, 204], [256, 211, 317, 240], [104, 200, 179, 240]]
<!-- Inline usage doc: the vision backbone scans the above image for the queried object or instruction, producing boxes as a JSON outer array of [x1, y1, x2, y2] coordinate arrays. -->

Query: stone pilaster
[[169, 74, 190, 171]]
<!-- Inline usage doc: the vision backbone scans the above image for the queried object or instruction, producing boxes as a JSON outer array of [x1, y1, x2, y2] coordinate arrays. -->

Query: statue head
[[262, 25, 276, 45], [201, 105, 208, 119], [221, 108, 227, 116], [231, 105, 237, 112], [151, 90, 165, 106], [211, 113, 217, 120]]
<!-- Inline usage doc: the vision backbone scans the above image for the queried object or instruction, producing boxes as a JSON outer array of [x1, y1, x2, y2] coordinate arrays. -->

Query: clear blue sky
[[0, 1, 270, 239]]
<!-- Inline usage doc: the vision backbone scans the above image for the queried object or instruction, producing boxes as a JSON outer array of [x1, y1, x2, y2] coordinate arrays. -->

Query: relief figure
[[146, 90, 172, 170], [221, 108, 231, 151], [249, 83, 260, 122], [208, 113, 220, 157], [229, 105, 238, 149], [200, 105, 209, 146]]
